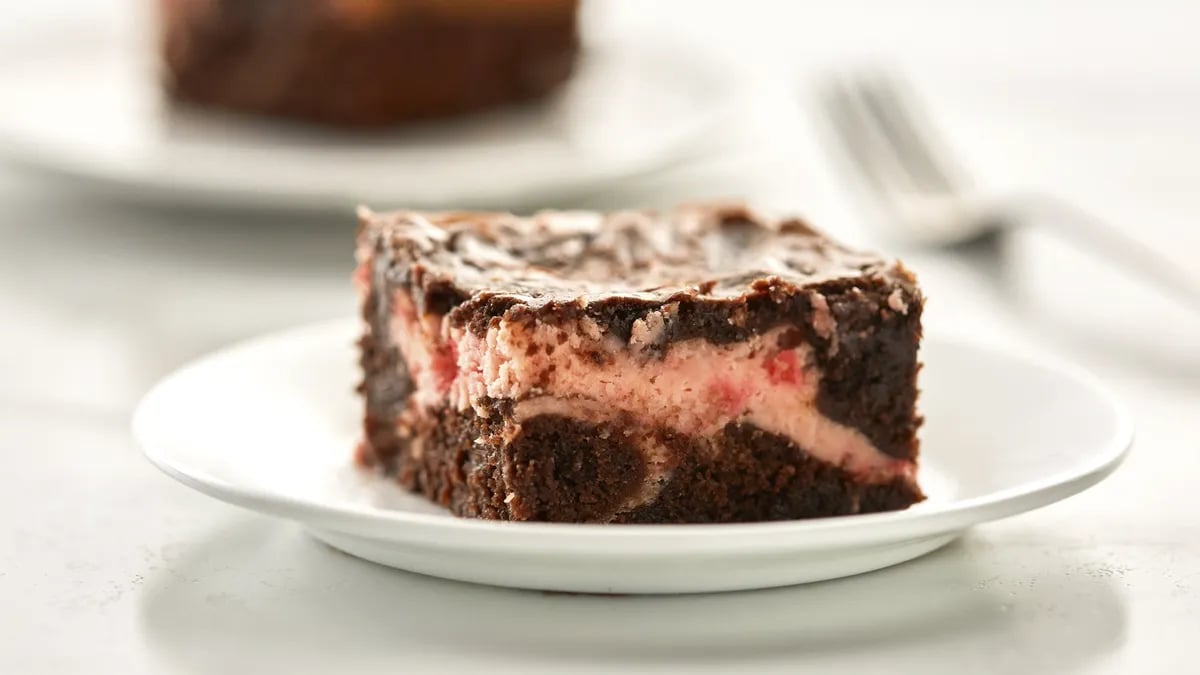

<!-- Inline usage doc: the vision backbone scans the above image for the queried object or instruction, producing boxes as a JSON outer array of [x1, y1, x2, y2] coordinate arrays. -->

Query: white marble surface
[[1, 2, 1199, 673]]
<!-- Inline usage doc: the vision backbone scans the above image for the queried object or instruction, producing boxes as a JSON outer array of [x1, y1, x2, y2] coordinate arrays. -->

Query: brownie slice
[[355, 204, 925, 523], [158, 0, 580, 128]]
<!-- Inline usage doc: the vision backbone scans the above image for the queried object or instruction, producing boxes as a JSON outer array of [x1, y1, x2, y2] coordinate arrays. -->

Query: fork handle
[[1018, 192, 1200, 312]]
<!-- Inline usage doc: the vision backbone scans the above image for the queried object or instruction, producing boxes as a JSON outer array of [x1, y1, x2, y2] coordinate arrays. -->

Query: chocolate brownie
[[158, 0, 580, 128], [354, 203, 925, 523]]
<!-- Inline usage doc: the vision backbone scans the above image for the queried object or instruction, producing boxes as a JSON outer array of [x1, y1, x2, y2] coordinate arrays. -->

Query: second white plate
[[133, 320, 1132, 594], [0, 36, 734, 211]]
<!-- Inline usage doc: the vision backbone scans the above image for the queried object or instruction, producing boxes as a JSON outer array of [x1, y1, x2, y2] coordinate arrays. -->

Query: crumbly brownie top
[[358, 203, 916, 308]]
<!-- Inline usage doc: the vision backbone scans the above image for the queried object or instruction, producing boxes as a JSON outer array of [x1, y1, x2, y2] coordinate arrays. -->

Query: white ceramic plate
[[0, 36, 733, 211], [133, 319, 1132, 594]]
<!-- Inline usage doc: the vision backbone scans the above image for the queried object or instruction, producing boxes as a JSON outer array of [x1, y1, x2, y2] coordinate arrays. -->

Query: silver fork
[[820, 72, 1200, 311]]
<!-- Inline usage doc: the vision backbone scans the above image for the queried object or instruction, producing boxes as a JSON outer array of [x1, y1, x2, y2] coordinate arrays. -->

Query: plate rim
[[133, 318, 1134, 553]]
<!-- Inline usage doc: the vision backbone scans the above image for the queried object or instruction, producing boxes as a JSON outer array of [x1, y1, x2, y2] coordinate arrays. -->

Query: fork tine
[[819, 78, 914, 220], [820, 71, 982, 244], [851, 72, 967, 195]]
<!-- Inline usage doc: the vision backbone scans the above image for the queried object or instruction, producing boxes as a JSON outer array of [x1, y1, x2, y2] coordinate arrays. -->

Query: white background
[[1, 1, 1198, 673]]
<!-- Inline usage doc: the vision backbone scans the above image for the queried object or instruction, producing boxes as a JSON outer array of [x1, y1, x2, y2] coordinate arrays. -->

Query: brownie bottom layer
[[359, 408, 923, 524]]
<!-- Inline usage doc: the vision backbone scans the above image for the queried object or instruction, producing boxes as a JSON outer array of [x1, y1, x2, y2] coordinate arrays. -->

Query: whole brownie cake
[[158, 0, 580, 128], [355, 204, 925, 523]]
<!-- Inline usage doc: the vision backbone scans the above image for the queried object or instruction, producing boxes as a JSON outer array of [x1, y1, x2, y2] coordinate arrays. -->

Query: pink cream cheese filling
[[386, 289, 912, 483]]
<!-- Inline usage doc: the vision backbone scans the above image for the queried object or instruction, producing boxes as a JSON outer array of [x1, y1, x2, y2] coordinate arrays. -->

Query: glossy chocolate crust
[[159, 0, 579, 127]]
